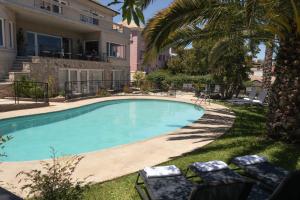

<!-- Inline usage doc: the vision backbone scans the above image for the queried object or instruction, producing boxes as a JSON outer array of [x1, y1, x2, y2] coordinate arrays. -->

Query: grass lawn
[[83, 103, 300, 200]]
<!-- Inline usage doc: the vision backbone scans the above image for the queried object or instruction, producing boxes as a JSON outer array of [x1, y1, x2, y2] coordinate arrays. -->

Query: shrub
[[17, 150, 89, 200], [133, 71, 145, 88], [14, 76, 45, 99], [146, 70, 171, 89], [123, 85, 132, 93], [96, 89, 111, 97], [146, 70, 214, 90], [140, 80, 152, 94]]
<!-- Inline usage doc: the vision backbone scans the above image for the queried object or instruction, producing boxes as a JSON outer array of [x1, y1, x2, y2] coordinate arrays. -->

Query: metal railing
[[14, 81, 49, 104], [64, 80, 130, 100]]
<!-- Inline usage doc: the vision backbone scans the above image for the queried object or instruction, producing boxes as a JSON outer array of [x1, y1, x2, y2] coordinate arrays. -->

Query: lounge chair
[[187, 160, 300, 200], [227, 89, 256, 103], [231, 155, 289, 191], [0, 187, 23, 200], [135, 165, 253, 200], [251, 90, 267, 105]]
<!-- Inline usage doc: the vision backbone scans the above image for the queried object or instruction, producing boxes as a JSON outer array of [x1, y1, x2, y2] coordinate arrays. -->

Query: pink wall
[[129, 28, 170, 74]]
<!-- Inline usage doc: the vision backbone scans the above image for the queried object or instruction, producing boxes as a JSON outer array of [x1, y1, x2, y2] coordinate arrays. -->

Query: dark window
[[0, 19, 3, 47], [92, 18, 99, 25]]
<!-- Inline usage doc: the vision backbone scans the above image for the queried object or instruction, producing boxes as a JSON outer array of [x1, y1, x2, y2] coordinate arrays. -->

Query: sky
[[99, 0, 265, 60]]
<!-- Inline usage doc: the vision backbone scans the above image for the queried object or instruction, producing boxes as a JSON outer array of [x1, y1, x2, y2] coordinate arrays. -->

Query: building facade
[[0, 0, 130, 93], [121, 21, 171, 79]]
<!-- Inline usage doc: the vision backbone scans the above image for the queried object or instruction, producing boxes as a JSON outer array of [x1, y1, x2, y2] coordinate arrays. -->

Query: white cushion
[[144, 165, 181, 178], [192, 160, 228, 172], [233, 155, 267, 166]]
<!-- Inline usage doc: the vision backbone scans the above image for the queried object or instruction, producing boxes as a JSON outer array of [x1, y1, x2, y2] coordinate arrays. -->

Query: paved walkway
[[0, 96, 235, 197]]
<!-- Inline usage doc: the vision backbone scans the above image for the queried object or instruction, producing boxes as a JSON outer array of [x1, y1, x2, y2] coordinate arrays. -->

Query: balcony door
[[25, 32, 62, 57], [84, 41, 99, 56]]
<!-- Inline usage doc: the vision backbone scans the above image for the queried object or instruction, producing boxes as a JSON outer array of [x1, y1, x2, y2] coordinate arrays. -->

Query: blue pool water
[[0, 99, 204, 162]]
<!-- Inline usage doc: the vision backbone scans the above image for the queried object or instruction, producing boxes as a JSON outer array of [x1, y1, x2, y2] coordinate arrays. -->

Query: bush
[[17, 150, 89, 200], [123, 85, 132, 93], [96, 89, 111, 97], [146, 70, 214, 90], [133, 71, 145, 88], [146, 70, 171, 89], [14, 76, 46, 99], [140, 80, 152, 94]]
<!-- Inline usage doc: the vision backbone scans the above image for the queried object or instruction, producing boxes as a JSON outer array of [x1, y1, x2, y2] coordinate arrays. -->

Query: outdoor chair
[[231, 155, 289, 191], [251, 90, 267, 105], [187, 160, 299, 200], [0, 187, 23, 200], [227, 89, 256, 103], [135, 165, 253, 200]]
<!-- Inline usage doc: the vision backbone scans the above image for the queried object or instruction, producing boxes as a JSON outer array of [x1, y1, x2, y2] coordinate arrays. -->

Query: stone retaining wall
[[28, 58, 130, 94], [0, 102, 49, 112], [0, 83, 14, 98]]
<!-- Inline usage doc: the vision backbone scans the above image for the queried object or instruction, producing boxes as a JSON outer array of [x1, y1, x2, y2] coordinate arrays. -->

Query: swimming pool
[[0, 99, 204, 162]]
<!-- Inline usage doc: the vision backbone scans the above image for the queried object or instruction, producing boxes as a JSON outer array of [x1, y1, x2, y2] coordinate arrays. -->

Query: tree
[[113, 0, 300, 143], [262, 41, 274, 103]]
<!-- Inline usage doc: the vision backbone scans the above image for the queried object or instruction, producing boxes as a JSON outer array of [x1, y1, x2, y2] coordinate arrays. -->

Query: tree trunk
[[267, 35, 300, 143], [262, 42, 274, 103]]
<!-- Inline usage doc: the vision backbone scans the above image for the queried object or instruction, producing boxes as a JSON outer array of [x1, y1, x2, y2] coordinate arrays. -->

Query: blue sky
[[100, 0, 265, 60]]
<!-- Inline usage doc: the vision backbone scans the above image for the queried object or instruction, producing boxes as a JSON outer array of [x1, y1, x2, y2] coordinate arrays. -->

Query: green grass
[[83, 103, 300, 200]]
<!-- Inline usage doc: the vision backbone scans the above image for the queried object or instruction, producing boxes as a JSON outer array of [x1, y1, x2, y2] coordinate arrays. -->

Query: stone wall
[[29, 58, 130, 93], [0, 83, 14, 98], [0, 102, 49, 112]]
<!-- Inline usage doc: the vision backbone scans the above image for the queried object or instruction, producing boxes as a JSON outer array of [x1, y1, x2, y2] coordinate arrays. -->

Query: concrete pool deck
[[0, 96, 235, 197]]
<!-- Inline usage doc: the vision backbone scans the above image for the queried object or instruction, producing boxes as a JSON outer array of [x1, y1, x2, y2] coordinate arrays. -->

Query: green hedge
[[146, 70, 214, 89]]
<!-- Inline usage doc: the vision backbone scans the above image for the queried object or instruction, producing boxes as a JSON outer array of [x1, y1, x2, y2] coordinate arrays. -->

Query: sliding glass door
[[25, 32, 62, 57]]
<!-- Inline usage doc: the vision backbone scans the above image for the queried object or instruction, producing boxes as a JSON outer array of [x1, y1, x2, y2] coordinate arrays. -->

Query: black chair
[[231, 155, 289, 191], [0, 187, 23, 200], [135, 170, 194, 200], [247, 170, 300, 200], [135, 167, 253, 200]]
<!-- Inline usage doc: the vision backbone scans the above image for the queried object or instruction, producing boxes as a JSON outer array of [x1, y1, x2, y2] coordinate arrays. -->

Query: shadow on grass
[[82, 103, 300, 200]]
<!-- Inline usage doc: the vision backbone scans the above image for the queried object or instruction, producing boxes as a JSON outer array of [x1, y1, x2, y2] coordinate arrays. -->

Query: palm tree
[[116, 0, 300, 142], [262, 41, 274, 103]]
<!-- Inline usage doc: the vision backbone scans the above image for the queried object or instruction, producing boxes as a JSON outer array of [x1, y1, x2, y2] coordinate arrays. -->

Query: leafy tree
[[114, 0, 300, 143], [17, 149, 89, 200]]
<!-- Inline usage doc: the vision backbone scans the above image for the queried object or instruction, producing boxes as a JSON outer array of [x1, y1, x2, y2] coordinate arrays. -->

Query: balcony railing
[[65, 80, 130, 100], [36, 51, 109, 62], [4, 0, 108, 28], [112, 23, 124, 33]]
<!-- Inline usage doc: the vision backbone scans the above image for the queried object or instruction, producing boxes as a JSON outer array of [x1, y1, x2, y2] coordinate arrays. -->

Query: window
[[89, 70, 104, 81], [80, 15, 89, 23], [52, 4, 63, 14], [40, 1, 51, 11], [37, 34, 62, 56], [8, 22, 14, 48], [0, 18, 4, 47], [80, 14, 99, 26], [106, 42, 125, 59]]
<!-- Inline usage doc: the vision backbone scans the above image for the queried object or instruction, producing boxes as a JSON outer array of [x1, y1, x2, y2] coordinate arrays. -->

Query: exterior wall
[[101, 28, 130, 67], [124, 25, 170, 77], [0, 4, 16, 79], [29, 58, 130, 93], [0, 0, 130, 82], [16, 18, 85, 55]]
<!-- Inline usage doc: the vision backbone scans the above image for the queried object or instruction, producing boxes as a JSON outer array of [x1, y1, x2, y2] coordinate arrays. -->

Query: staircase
[[2, 56, 34, 82]]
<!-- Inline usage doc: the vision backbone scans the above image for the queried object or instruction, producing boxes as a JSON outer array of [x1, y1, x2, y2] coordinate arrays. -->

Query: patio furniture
[[227, 89, 256, 103], [135, 165, 253, 200], [231, 155, 289, 191], [251, 90, 267, 105], [0, 187, 23, 200], [64, 52, 72, 59], [187, 160, 299, 200]]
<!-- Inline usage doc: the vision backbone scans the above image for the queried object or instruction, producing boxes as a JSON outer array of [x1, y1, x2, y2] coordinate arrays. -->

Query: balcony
[[2, 0, 110, 31], [112, 23, 124, 33]]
